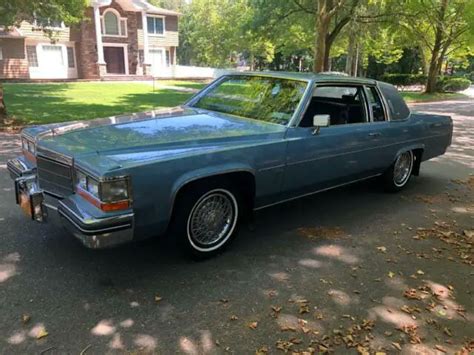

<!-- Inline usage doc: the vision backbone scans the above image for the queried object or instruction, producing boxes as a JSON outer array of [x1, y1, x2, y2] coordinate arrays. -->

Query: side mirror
[[312, 114, 330, 135]]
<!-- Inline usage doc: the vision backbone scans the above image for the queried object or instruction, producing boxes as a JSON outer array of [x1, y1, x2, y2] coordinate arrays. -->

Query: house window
[[0, 46, 3, 61], [102, 9, 127, 36], [26, 46, 39, 67], [42, 45, 64, 66], [147, 16, 164, 35], [35, 18, 64, 29], [67, 47, 75, 68], [139, 50, 144, 65], [166, 50, 170, 66]]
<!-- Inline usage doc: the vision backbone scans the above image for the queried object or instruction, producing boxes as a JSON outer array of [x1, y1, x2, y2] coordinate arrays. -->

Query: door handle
[[368, 132, 381, 137], [430, 123, 442, 128]]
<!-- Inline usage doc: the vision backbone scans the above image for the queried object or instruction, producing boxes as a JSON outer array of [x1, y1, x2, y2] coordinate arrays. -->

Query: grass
[[3, 82, 195, 125], [154, 80, 208, 90], [401, 91, 468, 103]]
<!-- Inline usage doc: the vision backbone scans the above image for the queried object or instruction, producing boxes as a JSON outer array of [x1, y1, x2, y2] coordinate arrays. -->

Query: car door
[[282, 84, 384, 198]]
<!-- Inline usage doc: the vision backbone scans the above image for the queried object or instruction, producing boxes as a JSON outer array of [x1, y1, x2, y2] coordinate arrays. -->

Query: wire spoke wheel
[[393, 151, 413, 187], [186, 189, 238, 252]]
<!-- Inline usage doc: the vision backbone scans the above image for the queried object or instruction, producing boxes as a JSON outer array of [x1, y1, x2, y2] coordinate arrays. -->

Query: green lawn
[[154, 80, 208, 90], [3, 82, 195, 125], [401, 91, 468, 103]]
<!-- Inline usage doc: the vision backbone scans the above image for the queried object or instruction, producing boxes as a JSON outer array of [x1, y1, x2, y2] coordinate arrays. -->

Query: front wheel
[[382, 150, 414, 192], [171, 183, 241, 259]]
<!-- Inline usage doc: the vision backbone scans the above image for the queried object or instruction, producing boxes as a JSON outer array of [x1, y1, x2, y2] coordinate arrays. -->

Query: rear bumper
[[8, 155, 135, 249]]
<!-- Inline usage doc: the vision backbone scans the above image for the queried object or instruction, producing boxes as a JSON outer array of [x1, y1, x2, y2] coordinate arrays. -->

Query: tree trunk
[[425, 0, 448, 93], [0, 83, 6, 123], [313, 17, 330, 72]]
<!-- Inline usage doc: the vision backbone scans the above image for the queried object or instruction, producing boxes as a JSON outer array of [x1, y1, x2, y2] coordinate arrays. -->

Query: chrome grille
[[37, 155, 74, 197]]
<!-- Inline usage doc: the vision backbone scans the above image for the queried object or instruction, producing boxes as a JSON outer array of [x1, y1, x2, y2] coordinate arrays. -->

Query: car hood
[[36, 107, 286, 173]]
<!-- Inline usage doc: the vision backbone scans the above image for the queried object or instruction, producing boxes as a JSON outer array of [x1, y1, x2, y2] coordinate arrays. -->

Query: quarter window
[[147, 16, 164, 35], [300, 85, 367, 127], [366, 86, 385, 122], [26, 46, 39, 67]]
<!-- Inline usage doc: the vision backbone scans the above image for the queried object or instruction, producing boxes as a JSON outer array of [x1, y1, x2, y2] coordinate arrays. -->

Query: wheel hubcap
[[393, 151, 413, 186], [188, 190, 236, 248]]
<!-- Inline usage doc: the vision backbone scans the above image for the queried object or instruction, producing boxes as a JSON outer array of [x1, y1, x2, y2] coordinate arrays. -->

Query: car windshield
[[191, 75, 309, 125]]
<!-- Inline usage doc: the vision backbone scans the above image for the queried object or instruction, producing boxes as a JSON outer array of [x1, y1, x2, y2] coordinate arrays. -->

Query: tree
[[0, 0, 87, 122], [401, 0, 474, 93]]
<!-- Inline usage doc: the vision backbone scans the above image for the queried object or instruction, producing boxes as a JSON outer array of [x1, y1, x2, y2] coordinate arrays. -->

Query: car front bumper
[[8, 156, 134, 249]]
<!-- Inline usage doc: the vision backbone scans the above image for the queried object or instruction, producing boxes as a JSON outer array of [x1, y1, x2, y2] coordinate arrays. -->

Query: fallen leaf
[[248, 322, 258, 330], [388, 271, 395, 278], [391, 342, 402, 351], [416, 270, 425, 275], [154, 295, 162, 303], [21, 314, 31, 324], [272, 306, 282, 313], [230, 315, 238, 321], [255, 346, 268, 354], [36, 328, 48, 340], [434, 345, 447, 353], [377, 246, 387, 253], [299, 304, 309, 314]]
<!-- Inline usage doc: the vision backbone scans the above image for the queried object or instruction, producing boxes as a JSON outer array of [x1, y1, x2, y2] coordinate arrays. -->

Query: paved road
[[0, 100, 472, 354]]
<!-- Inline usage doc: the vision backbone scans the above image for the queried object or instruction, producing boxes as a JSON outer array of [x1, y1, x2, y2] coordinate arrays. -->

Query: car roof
[[229, 71, 378, 85]]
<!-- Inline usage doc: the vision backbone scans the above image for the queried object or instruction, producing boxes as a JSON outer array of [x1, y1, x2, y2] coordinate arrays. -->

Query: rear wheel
[[171, 182, 240, 259], [383, 150, 414, 192]]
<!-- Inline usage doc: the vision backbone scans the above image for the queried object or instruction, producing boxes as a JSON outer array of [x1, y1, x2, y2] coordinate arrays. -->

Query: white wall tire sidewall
[[186, 188, 239, 253], [393, 151, 414, 188]]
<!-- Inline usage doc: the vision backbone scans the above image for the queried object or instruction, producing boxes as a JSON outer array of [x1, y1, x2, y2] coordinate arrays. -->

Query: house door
[[104, 47, 125, 74], [149, 49, 165, 76]]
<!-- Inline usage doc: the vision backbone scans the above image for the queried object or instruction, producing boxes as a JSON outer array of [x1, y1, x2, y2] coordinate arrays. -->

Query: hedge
[[381, 73, 427, 86], [437, 77, 471, 92], [381, 73, 471, 92]]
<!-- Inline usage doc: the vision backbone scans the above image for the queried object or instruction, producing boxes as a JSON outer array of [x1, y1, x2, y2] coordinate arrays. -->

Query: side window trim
[[298, 83, 370, 128], [374, 83, 392, 121]]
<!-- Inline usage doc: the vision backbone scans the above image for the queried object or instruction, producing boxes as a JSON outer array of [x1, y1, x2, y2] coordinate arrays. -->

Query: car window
[[366, 86, 386, 122], [192, 76, 308, 125], [378, 82, 410, 120], [299, 85, 367, 127]]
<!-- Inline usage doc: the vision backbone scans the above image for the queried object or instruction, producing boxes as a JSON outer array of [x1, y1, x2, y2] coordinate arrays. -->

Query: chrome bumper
[[8, 156, 134, 249]]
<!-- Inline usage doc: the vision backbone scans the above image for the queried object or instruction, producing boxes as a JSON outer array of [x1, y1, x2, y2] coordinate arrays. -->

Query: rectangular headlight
[[75, 169, 131, 211], [100, 179, 129, 202]]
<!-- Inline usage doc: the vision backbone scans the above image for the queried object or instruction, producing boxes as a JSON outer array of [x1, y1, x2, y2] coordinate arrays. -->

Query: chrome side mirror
[[312, 114, 330, 135]]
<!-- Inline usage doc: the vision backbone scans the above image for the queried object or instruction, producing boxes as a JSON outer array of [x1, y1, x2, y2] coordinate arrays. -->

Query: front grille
[[37, 155, 74, 197]]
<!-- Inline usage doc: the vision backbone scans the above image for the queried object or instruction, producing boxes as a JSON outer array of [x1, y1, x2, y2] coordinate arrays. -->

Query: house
[[0, 0, 180, 80]]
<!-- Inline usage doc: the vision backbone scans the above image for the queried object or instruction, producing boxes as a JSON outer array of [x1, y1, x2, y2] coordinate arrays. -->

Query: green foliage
[[381, 74, 428, 86], [0, 0, 87, 27], [3, 83, 194, 125], [437, 77, 471, 92]]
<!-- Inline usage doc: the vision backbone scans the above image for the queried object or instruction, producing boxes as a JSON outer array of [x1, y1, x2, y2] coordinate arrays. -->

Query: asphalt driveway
[[0, 100, 472, 354]]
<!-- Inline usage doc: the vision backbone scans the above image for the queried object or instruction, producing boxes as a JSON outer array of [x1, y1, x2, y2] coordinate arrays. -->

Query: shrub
[[439, 77, 471, 92], [465, 72, 474, 82], [381, 73, 427, 86]]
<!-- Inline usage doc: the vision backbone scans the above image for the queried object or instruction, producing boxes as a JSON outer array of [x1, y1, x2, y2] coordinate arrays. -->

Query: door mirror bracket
[[312, 114, 330, 135]]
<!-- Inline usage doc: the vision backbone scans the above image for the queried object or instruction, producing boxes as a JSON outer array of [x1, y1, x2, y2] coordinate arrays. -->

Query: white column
[[93, 5, 105, 64], [141, 11, 150, 64], [173, 46, 177, 66]]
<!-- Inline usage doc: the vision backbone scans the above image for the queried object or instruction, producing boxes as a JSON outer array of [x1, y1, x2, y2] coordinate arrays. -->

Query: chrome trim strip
[[37, 145, 73, 165], [254, 173, 382, 211], [257, 164, 286, 172], [284, 133, 444, 168], [58, 201, 134, 234], [58, 209, 132, 234]]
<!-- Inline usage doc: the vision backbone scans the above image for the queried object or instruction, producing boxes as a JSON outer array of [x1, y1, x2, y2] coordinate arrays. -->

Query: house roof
[[0, 27, 24, 38], [90, 0, 181, 16]]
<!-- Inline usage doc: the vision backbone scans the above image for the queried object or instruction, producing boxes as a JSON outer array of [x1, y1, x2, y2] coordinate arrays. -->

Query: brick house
[[0, 0, 180, 80]]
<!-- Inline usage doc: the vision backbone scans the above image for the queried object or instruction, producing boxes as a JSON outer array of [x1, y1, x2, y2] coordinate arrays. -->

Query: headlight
[[75, 169, 131, 211], [101, 179, 129, 202], [21, 136, 36, 156], [75, 171, 100, 199]]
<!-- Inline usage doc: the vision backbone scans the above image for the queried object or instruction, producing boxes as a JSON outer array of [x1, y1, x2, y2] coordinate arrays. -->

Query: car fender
[[392, 143, 425, 164], [168, 163, 256, 218]]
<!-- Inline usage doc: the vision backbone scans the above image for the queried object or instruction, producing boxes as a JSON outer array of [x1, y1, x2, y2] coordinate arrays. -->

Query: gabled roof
[[90, 0, 181, 16]]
